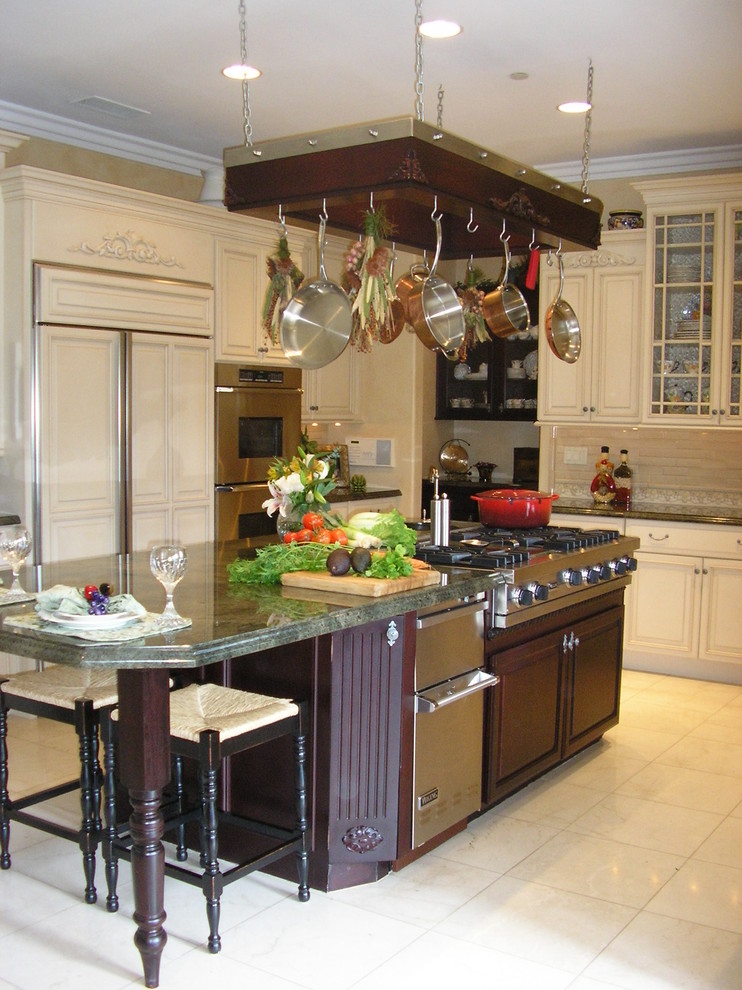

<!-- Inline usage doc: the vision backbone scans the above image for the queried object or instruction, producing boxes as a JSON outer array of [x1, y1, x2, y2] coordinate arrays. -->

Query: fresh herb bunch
[[227, 543, 334, 585]]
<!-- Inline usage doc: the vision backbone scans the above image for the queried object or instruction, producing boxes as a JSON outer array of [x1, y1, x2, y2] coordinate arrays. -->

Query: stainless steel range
[[415, 524, 640, 632]]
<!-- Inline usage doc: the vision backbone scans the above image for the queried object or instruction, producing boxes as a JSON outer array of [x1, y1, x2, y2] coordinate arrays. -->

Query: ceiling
[[2, 0, 742, 183]]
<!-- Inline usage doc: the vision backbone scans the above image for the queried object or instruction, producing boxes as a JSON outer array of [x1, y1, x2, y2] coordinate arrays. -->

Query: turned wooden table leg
[[116, 669, 171, 989]]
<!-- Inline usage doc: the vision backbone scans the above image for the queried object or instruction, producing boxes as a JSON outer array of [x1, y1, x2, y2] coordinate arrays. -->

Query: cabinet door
[[623, 550, 701, 658], [592, 266, 643, 421], [130, 334, 213, 549], [38, 325, 123, 562], [484, 631, 563, 803], [699, 558, 742, 664], [537, 266, 591, 422], [563, 606, 623, 758], [721, 204, 742, 422], [302, 344, 360, 422]]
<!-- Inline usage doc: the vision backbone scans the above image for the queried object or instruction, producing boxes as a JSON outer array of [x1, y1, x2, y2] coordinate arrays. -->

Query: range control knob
[[609, 558, 628, 576], [620, 555, 638, 572], [581, 566, 600, 585], [526, 581, 550, 602], [558, 567, 583, 586], [508, 585, 534, 607], [597, 561, 613, 581]]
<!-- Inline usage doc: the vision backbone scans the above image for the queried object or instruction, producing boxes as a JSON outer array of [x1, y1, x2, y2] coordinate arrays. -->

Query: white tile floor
[[1, 668, 741, 989]]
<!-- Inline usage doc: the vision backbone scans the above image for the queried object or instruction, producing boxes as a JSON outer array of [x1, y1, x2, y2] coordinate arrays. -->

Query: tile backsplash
[[547, 425, 742, 510]]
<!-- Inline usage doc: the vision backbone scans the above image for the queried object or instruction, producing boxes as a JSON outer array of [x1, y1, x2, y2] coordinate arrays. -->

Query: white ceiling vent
[[70, 96, 151, 120]]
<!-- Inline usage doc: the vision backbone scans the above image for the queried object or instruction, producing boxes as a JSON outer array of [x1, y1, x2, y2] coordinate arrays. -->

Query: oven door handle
[[415, 669, 498, 714]]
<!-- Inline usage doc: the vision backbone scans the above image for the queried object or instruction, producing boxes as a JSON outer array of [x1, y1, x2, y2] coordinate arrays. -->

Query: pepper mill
[[430, 470, 450, 547]]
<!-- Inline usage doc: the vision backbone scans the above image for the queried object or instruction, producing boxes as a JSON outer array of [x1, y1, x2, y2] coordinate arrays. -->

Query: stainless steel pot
[[408, 214, 465, 359], [280, 215, 353, 369], [482, 235, 530, 338], [544, 251, 581, 363]]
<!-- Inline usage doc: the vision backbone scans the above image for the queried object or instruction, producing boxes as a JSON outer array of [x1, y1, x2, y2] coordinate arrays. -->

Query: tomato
[[328, 529, 348, 545], [296, 528, 314, 543], [302, 511, 325, 532], [83, 584, 98, 601], [311, 529, 332, 544], [283, 531, 300, 543]]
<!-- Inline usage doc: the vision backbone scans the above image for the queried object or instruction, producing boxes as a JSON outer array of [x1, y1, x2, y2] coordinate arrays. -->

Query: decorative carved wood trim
[[489, 188, 550, 228], [562, 249, 638, 269], [389, 149, 428, 183], [341, 824, 384, 854], [70, 230, 184, 268]]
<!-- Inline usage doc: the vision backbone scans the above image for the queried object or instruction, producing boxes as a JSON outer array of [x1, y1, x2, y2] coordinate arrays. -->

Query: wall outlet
[[564, 446, 588, 466]]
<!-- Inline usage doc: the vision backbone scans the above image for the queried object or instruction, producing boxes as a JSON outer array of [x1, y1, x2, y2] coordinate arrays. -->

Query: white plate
[[523, 350, 538, 379], [38, 609, 142, 630]]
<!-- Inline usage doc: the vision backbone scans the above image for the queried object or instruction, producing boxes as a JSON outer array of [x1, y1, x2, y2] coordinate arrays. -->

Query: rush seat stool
[[108, 682, 310, 953], [0, 667, 119, 904]]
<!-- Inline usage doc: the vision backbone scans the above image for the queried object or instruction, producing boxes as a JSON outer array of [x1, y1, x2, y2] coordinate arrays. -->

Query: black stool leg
[[198, 731, 223, 954], [294, 706, 310, 903], [171, 754, 188, 862], [0, 687, 10, 871], [74, 699, 99, 904], [100, 708, 119, 913]]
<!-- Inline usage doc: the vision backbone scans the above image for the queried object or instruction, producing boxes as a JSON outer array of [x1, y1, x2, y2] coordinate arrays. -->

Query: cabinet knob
[[257, 346, 268, 353], [702, 568, 709, 575], [582, 406, 589, 413], [590, 406, 596, 412], [712, 409, 719, 415], [720, 409, 726, 416], [694, 568, 701, 574]]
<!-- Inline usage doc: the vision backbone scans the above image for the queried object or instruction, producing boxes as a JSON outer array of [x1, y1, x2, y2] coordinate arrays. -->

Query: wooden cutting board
[[280, 566, 441, 598]]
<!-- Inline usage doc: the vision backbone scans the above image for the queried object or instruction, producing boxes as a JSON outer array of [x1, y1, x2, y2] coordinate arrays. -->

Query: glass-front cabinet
[[639, 175, 742, 427]]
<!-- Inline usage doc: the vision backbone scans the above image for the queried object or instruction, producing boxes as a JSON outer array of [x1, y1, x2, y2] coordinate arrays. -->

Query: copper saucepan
[[407, 213, 465, 361], [544, 250, 581, 363], [482, 233, 530, 338]]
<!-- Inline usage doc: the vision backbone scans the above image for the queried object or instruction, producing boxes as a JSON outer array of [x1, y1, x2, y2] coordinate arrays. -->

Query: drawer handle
[[648, 533, 669, 542]]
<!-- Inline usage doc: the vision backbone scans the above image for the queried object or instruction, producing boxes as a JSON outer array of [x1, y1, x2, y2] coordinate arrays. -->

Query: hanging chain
[[437, 84, 444, 128], [580, 58, 594, 196], [238, 0, 253, 147], [414, 0, 424, 121]]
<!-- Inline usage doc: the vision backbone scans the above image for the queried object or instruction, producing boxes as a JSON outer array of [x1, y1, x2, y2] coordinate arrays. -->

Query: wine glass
[[0, 527, 32, 602], [149, 545, 189, 628]]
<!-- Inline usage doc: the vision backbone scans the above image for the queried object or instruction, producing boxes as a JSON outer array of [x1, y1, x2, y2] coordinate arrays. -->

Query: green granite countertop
[[0, 542, 496, 670], [553, 499, 742, 527]]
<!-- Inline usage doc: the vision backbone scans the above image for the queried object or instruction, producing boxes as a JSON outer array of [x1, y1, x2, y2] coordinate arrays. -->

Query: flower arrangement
[[262, 446, 338, 520]]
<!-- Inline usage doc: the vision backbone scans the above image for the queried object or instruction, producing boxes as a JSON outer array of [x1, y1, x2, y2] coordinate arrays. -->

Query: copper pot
[[482, 235, 530, 339]]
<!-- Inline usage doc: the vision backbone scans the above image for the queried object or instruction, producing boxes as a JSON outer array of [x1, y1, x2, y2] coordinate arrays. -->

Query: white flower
[[273, 472, 304, 496], [313, 458, 330, 480]]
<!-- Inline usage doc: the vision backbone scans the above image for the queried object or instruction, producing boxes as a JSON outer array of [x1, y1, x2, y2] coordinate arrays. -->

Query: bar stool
[[108, 682, 310, 953], [0, 666, 118, 904]]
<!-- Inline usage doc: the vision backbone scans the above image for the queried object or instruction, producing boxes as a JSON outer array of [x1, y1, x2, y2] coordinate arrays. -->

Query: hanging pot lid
[[224, 117, 603, 259]]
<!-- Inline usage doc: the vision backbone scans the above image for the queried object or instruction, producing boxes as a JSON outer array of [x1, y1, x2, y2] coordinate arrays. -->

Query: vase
[[276, 506, 305, 540]]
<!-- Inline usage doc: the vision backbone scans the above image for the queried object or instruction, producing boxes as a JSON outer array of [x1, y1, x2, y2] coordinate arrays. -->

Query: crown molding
[[0, 101, 221, 175], [538, 144, 742, 183], [2, 99, 741, 183]]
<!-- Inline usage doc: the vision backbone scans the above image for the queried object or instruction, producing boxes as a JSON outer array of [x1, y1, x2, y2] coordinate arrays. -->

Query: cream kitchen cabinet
[[215, 230, 313, 365], [636, 174, 742, 427], [537, 230, 644, 424], [623, 519, 742, 683]]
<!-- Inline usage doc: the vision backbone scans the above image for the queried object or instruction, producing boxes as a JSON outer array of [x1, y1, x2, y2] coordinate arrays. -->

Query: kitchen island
[[0, 542, 498, 988]]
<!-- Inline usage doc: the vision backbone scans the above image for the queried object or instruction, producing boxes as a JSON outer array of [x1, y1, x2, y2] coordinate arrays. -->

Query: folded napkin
[[35, 584, 147, 617]]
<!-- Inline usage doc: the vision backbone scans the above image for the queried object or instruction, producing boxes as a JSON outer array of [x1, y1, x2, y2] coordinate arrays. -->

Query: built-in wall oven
[[215, 363, 302, 543]]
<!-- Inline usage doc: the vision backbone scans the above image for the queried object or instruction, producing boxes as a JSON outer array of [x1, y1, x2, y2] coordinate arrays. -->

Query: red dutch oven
[[471, 489, 560, 528]]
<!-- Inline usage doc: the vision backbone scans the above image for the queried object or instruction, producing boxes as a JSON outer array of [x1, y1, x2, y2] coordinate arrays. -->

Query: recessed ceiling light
[[222, 63, 262, 81], [419, 19, 462, 38], [558, 100, 592, 114]]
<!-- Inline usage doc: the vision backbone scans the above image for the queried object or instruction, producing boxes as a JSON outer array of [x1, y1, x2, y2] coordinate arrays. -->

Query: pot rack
[[223, 115, 603, 259]]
